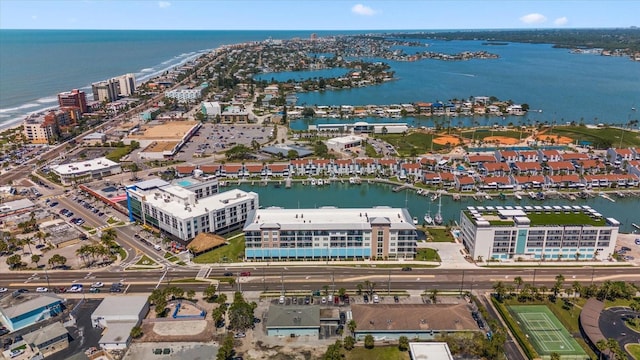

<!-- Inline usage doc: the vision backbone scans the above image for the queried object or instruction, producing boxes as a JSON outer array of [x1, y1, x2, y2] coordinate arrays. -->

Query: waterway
[[230, 182, 640, 233]]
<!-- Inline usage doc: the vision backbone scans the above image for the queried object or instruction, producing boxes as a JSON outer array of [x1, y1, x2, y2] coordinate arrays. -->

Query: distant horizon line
[[1, 26, 638, 32]]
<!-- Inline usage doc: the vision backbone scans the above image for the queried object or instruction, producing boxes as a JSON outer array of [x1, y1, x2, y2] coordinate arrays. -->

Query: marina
[[233, 180, 640, 233]]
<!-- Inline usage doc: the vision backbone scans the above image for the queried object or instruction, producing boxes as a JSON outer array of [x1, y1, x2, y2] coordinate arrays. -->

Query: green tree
[[347, 319, 357, 334], [513, 276, 523, 294], [186, 289, 196, 300], [550, 353, 560, 360], [203, 284, 217, 301], [155, 297, 167, 317], [343, 336, 355, 350], [398, 335, 409, 351], [429, 288, 439, 304], [596, 339, 607, 360], [216, 332, 235, 360], [228, 292, 256, 331], [323, 340, 343, 360], [364, 334, 375, 349], [6, 254, 23, 269], [30, 254, 41, 268], [130, 326, 143, 339], [493, 281, 506, 301]]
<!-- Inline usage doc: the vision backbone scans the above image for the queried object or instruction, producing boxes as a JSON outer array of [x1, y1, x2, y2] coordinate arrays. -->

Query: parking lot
[[173, 123, 272, 161], [614, 233, 640, 264]]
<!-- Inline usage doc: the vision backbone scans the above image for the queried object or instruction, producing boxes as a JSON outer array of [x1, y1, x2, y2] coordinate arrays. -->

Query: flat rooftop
[[128, 121, 198, 140], [464, 205, 611, 227], [51, 157, 119, 175], [143, 187, 257, 219], [142, 141, 179, 153], [409, 342, 454, 360], [244, 207, 416, 232]]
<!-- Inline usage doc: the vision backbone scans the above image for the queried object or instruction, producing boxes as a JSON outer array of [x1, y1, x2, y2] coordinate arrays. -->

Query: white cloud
[[554, 17, 569, 26], [352, 4, 376, 16], [519, 13, 547, 24], [158, 1, 171, 8]]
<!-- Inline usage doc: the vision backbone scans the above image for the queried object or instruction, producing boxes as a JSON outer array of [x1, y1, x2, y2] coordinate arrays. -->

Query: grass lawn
[[105, 145, 136, 162], [424, 228, 454, 242], [552, 126, 640, 148], [627, 344, 640, 359], [416, 248, 440, 262], [193, 235, 245, 264], [374, 133, 445, 156], [459, 129, 525, 140], [107, 217, 118, 224], [526, 212, 605, 226], [163, 252, 179, 262], [364, 143, 382, 158], [345, 347, 409, 360]]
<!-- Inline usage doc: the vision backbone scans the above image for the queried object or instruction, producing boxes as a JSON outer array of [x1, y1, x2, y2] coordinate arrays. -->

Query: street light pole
[[388, 270, 391, 296], [532, 268, 537, 288], [460, 270, 465, 295]]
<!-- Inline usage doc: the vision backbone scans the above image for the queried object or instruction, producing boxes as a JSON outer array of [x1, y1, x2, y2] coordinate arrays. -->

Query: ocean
[[0, 29, 639, 129]]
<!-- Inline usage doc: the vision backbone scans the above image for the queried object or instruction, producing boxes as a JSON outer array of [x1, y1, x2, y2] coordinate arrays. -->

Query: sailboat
[[424, 201, 434, 225], [434, 196, 443, 225]]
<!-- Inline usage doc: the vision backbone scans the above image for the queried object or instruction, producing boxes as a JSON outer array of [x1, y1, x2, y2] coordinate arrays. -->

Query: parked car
[[240, 271, 251, 277], [233, 332, 246, 339], [68, 285, 83, 293], [0, 288, 7, 293], [372, 294, 380, 303], [223, 272, 233, 277], [36, 287, 48, 292], [91, 282, 104, 288], [401, 267, 412, 271]]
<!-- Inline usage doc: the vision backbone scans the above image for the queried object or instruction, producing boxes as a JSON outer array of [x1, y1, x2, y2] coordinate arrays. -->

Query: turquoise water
[[177, 179, 195, 187], [233, 182, 639, 233], [1, 30, 639, 128]]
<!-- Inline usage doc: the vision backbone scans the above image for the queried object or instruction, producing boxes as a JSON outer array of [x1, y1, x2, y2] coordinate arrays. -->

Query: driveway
[[599, 306, 638, 358]]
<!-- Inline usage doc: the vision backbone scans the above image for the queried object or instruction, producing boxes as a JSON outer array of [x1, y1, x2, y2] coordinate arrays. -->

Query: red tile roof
[[560, 152, 589, 161], [200, 164, 221, 174], [467, 155, 496, 163], [513, 175, 545, 184], [515, 162, 542, 170], [482, 162, 510, 172], [356, 158, 375, 165], [245, 164, 264, 172], [456, 176, 475, 185], [176, 165, 195, 174], [424, 172, 441, 180], [291, 159, 307, 166], [401, 163, 421, 170], [379, 159, 397, 165], [547, 174, 580, 183], [335, 159, 352, 165], [482, 176, 511, 185], [268, 164, 288, 172], [224, 164, 242, 172], [547, 161, 575, 170]]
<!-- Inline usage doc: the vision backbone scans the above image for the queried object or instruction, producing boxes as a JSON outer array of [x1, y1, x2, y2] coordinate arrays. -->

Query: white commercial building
[[91, 296, 149, 350], [126, 178, 258, 242], [51, 157, 122, 186], [165, 87, 203, 103], [243, 206, 417, 260], [115, 73, 136, 97], [201, 101, 221, 119], [326, 135, 364, 152], [409, 342, 454, 360], [459, 205, 619, 261]]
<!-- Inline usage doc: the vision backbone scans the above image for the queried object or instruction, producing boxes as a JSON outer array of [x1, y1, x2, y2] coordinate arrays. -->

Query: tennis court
[[508, 305, 588, 360]]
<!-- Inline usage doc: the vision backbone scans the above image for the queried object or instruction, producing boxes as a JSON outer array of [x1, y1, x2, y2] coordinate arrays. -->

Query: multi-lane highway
[[3, 265, 638, 295]]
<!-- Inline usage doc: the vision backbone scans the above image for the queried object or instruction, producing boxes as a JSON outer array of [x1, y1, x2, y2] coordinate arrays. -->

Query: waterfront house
[[222, 164, 242, 178], [332, 159, 353, 176], [518, 150, 539, 163], [175, 165, 195, 177], [311, 159, 331, 176], [267, 163, 289, 177], [419, 157, 438, 171], [539, 149, 561, 162], [401, 162, 422, 181], [414, 102, 432, 115], [200, 164, 221, 176], [480, 176, 513, 190], [575, 159, 605, 175], [512, 175, 545, 189], [439, 172, 456, 188], [495, 150, 518, 163], [466, 154, 497, 167], [633, 148, 640, 160], [607, 148, 634, 166], [559, 152, 589, 162], [479, 162, 511, 177], [512, 162, 542, 175], [423, 172, 442, 186], [626, 160, 640, 178], [244, 164, 263, 178], [455, 176, 476, 191], [506, 104, 525, 115], [378, 158, 399, 176], [290, 159, 308, 176], [584, 174, 639, 188], [546, 161, 577, 175], [355, 158, 376, 175], [546, 174, 582, 189]]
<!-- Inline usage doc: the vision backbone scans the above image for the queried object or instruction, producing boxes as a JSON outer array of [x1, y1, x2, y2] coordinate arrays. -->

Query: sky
[[0, 0, 638, 30]]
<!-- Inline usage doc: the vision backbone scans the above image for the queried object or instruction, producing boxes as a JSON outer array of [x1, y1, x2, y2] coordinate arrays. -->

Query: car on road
[[233, 332, 246, 339], [394, 295, 400, 303], [635, 238, 640, 245], [0, 288, 7, 293], [49, 201, 58, 207], [621, 246, 632, 251], [36, 287, 48, 292], [68, 285, 83, 293], [401, 267, 412, 271], [240, 271, 251, 276], [363, 294, 369, 303], [372, 294, 380, 303], [321, 296, 326, 304], [223, 272, 233, 277], [91, 282, 104, 288]]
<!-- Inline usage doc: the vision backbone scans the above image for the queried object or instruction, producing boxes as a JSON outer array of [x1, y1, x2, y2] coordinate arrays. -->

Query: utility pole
[[532, 268, 537, 288], [460, 270, 465, 295], [281, 271, 284, 295], [388, 270, 391, 296]]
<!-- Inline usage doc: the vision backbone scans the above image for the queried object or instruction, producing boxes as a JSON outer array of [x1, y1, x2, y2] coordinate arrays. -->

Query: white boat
[[424, 212, 434, 225], [413, 217, 419, 225], [434, 196, 443, 225], [311, 179, 317, 186], [514, 193, 522, 200], [317, 179, 324, 186], [528, 191, 537, 199], [431, 193, 439, 201]]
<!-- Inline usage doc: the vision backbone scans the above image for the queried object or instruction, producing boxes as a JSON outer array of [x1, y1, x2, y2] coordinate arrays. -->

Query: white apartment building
[[51, 157, 122, 186], [165, 87, 203, 103], [126, 178, 258, 242], [243, 206, 417, 260], [201, 101, 221, 119], [459, 205, 619, 261], [115, 73, 136, 97]]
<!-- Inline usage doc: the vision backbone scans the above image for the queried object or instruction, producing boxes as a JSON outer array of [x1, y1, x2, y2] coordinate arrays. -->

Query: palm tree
[[347, 319, 357, 335], [572, 281, 582, 298], [596, 339, 607, 360], [513, 276, 523, 294], [429, 289, 439, 304], [30, 254, 41, 268], [493, 281, 507, 301]]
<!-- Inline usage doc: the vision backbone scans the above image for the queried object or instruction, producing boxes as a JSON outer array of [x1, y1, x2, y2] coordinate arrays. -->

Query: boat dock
[[392, 184, 412, 192]]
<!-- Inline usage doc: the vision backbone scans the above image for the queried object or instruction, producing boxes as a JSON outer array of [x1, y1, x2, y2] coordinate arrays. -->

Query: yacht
[[413, 217, 419, 225], [310, 179, 317, 186], [317, 179, 324, 186], [424, 212, 434, 225], [434, 196, 443, 225]]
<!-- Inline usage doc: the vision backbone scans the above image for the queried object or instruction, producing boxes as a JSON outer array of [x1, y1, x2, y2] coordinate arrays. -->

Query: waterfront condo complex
[[125, 177, 258, 242], [243, 207, 417, 260], [459, 205, 619, 261]]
